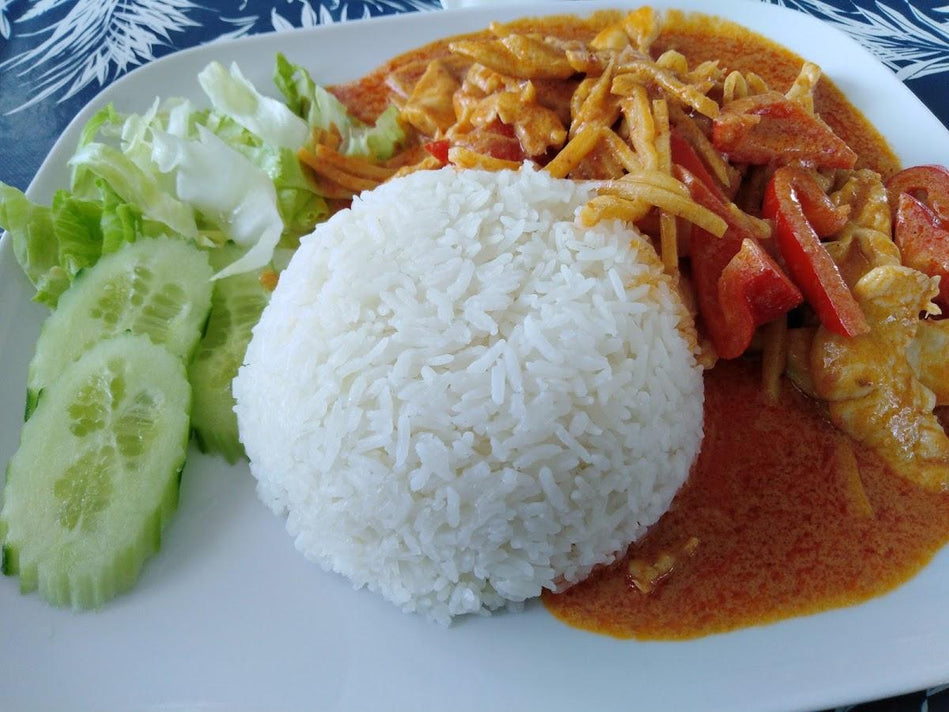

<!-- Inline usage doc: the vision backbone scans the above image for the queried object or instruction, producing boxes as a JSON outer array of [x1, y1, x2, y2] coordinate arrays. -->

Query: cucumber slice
[[0, 334, 191, 609], [26, 237, 213, 417], [188, 254, 270, 463]]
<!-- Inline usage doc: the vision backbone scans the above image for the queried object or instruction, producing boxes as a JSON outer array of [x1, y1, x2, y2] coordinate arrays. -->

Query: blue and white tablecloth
[[0, 1, 947, 710]]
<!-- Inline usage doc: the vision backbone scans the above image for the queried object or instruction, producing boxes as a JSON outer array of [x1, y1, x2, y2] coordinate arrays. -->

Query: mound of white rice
[[233, 166, 704, 624]]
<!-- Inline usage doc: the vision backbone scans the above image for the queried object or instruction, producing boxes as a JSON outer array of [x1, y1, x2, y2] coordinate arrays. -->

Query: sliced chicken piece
[[824, 170, 896, 287], [459, 64, 577, 128], [385, 54, 470, 105], [811, 264, 949, 491], [460, 81, 566, 157], [908, 319, 949, 406], [825, 226, 901, 288], [400, 60, 462, 137], [831, 169, 892, 236]]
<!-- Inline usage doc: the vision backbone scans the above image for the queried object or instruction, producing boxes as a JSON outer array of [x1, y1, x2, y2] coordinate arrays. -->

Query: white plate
[[3, 2, 949, 710]]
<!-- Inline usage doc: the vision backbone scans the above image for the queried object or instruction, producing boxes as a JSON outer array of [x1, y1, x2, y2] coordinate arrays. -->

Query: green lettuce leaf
[[0, 184, 108, 307], [198, 61, 309, 150], [4, 54, 350, 304], [150, 126, 284, 279], [274, 53, 405, 160], [1, 184, 66, 307], [50, 191, 104, 278], [70, 142, 200, 240], [97, 180, 144, 254]]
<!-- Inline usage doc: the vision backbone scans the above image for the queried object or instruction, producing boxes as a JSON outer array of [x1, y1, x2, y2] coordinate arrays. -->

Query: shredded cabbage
[[274, 53, 405, 160], [0, 53, 400, 299]]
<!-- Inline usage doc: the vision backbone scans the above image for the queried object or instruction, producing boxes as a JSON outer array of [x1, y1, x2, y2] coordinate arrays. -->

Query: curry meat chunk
[[458, 79, 566, 157], [909, 320, 949, 406], [787, 169, 949, 440], [811, 265, 949, 491], [825, 169, 898, 287], [832, 169, 892, 236], [627, 537, 700, 594], [823, 168, 949, 407], [400, 60, 462, 137], [450, 65, 567, 158]]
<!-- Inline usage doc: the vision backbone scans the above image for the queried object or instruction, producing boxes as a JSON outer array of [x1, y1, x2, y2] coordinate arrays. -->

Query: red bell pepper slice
[[885, 164, 949, 219], [678, 166, 802, 358], [762, 167, 869, 337], [670, 131, 727, 202], [712, 92, 857, 170], [675, 165, 766, 244], [717, 238, 804, 359], [892, 193, 949, 308], [885, 165, 949, 308], [424, 139, 450, 165]]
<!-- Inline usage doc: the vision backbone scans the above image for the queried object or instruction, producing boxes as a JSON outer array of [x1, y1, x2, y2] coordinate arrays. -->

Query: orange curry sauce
[[334, 10, 949, 639], [544, 360, 949, 639]]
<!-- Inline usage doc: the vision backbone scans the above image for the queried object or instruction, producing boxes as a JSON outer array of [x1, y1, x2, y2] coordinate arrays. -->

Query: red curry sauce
[[334, 9, 949, 640], [543, 360, 949, 639]]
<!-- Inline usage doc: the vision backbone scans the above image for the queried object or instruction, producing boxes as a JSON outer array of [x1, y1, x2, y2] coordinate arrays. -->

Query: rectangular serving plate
[[2, 2, 949, 711]]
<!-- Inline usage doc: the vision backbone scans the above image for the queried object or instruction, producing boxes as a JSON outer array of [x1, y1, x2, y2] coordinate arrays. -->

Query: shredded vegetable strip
[[308, 143, 398, 180], [600, 176, 728, 236], [298, 149, 383, 192], [579, 195, 650, 226], [651, 98, 679, 273], [761, 317, 789, 403], [785, 61, 822, 113], [622, 89, 659, 170], [571, 60, 618, 138], [653, 99, 672, 173], [447, 146, 522, 171], [722, 70, 770, 104], [545, 124, 602, 178], [600, 128, 642, 174], [613, 63, 720, 118]]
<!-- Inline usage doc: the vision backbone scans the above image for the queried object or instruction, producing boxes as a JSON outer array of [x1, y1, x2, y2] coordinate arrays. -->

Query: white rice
[[233, 165, 704, 624]]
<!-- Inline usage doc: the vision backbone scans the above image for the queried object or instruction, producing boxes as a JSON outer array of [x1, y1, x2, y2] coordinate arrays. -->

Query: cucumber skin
[[1, 335, 192, 610], [1, 545, 14, 576], [189, 266, 270, 464], [192, 418, 245, 465]]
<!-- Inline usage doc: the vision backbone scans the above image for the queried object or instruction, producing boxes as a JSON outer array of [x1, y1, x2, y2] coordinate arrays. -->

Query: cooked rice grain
[[233, 166, 704, 624]]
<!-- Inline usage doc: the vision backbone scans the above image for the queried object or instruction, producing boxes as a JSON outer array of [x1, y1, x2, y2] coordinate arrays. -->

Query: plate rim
[[3, 3, 949, 711]]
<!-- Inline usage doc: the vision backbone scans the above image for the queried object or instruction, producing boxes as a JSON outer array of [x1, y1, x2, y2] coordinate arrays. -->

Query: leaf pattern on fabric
[[0, 0, 203, 113], [0, 0, 439, 115], [273, 0, 437, 26], [769, 0, 949, 80]]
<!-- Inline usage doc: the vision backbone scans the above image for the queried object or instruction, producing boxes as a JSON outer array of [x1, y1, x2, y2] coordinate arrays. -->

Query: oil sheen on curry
[[326, 8, 949, 639]]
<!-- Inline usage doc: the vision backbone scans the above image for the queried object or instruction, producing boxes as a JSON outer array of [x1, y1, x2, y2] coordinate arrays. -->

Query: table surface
[[0, 1, 947, 711]]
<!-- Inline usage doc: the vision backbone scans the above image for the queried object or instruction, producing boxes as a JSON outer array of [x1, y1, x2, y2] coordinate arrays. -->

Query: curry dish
[[307, 8, 949, 638]]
